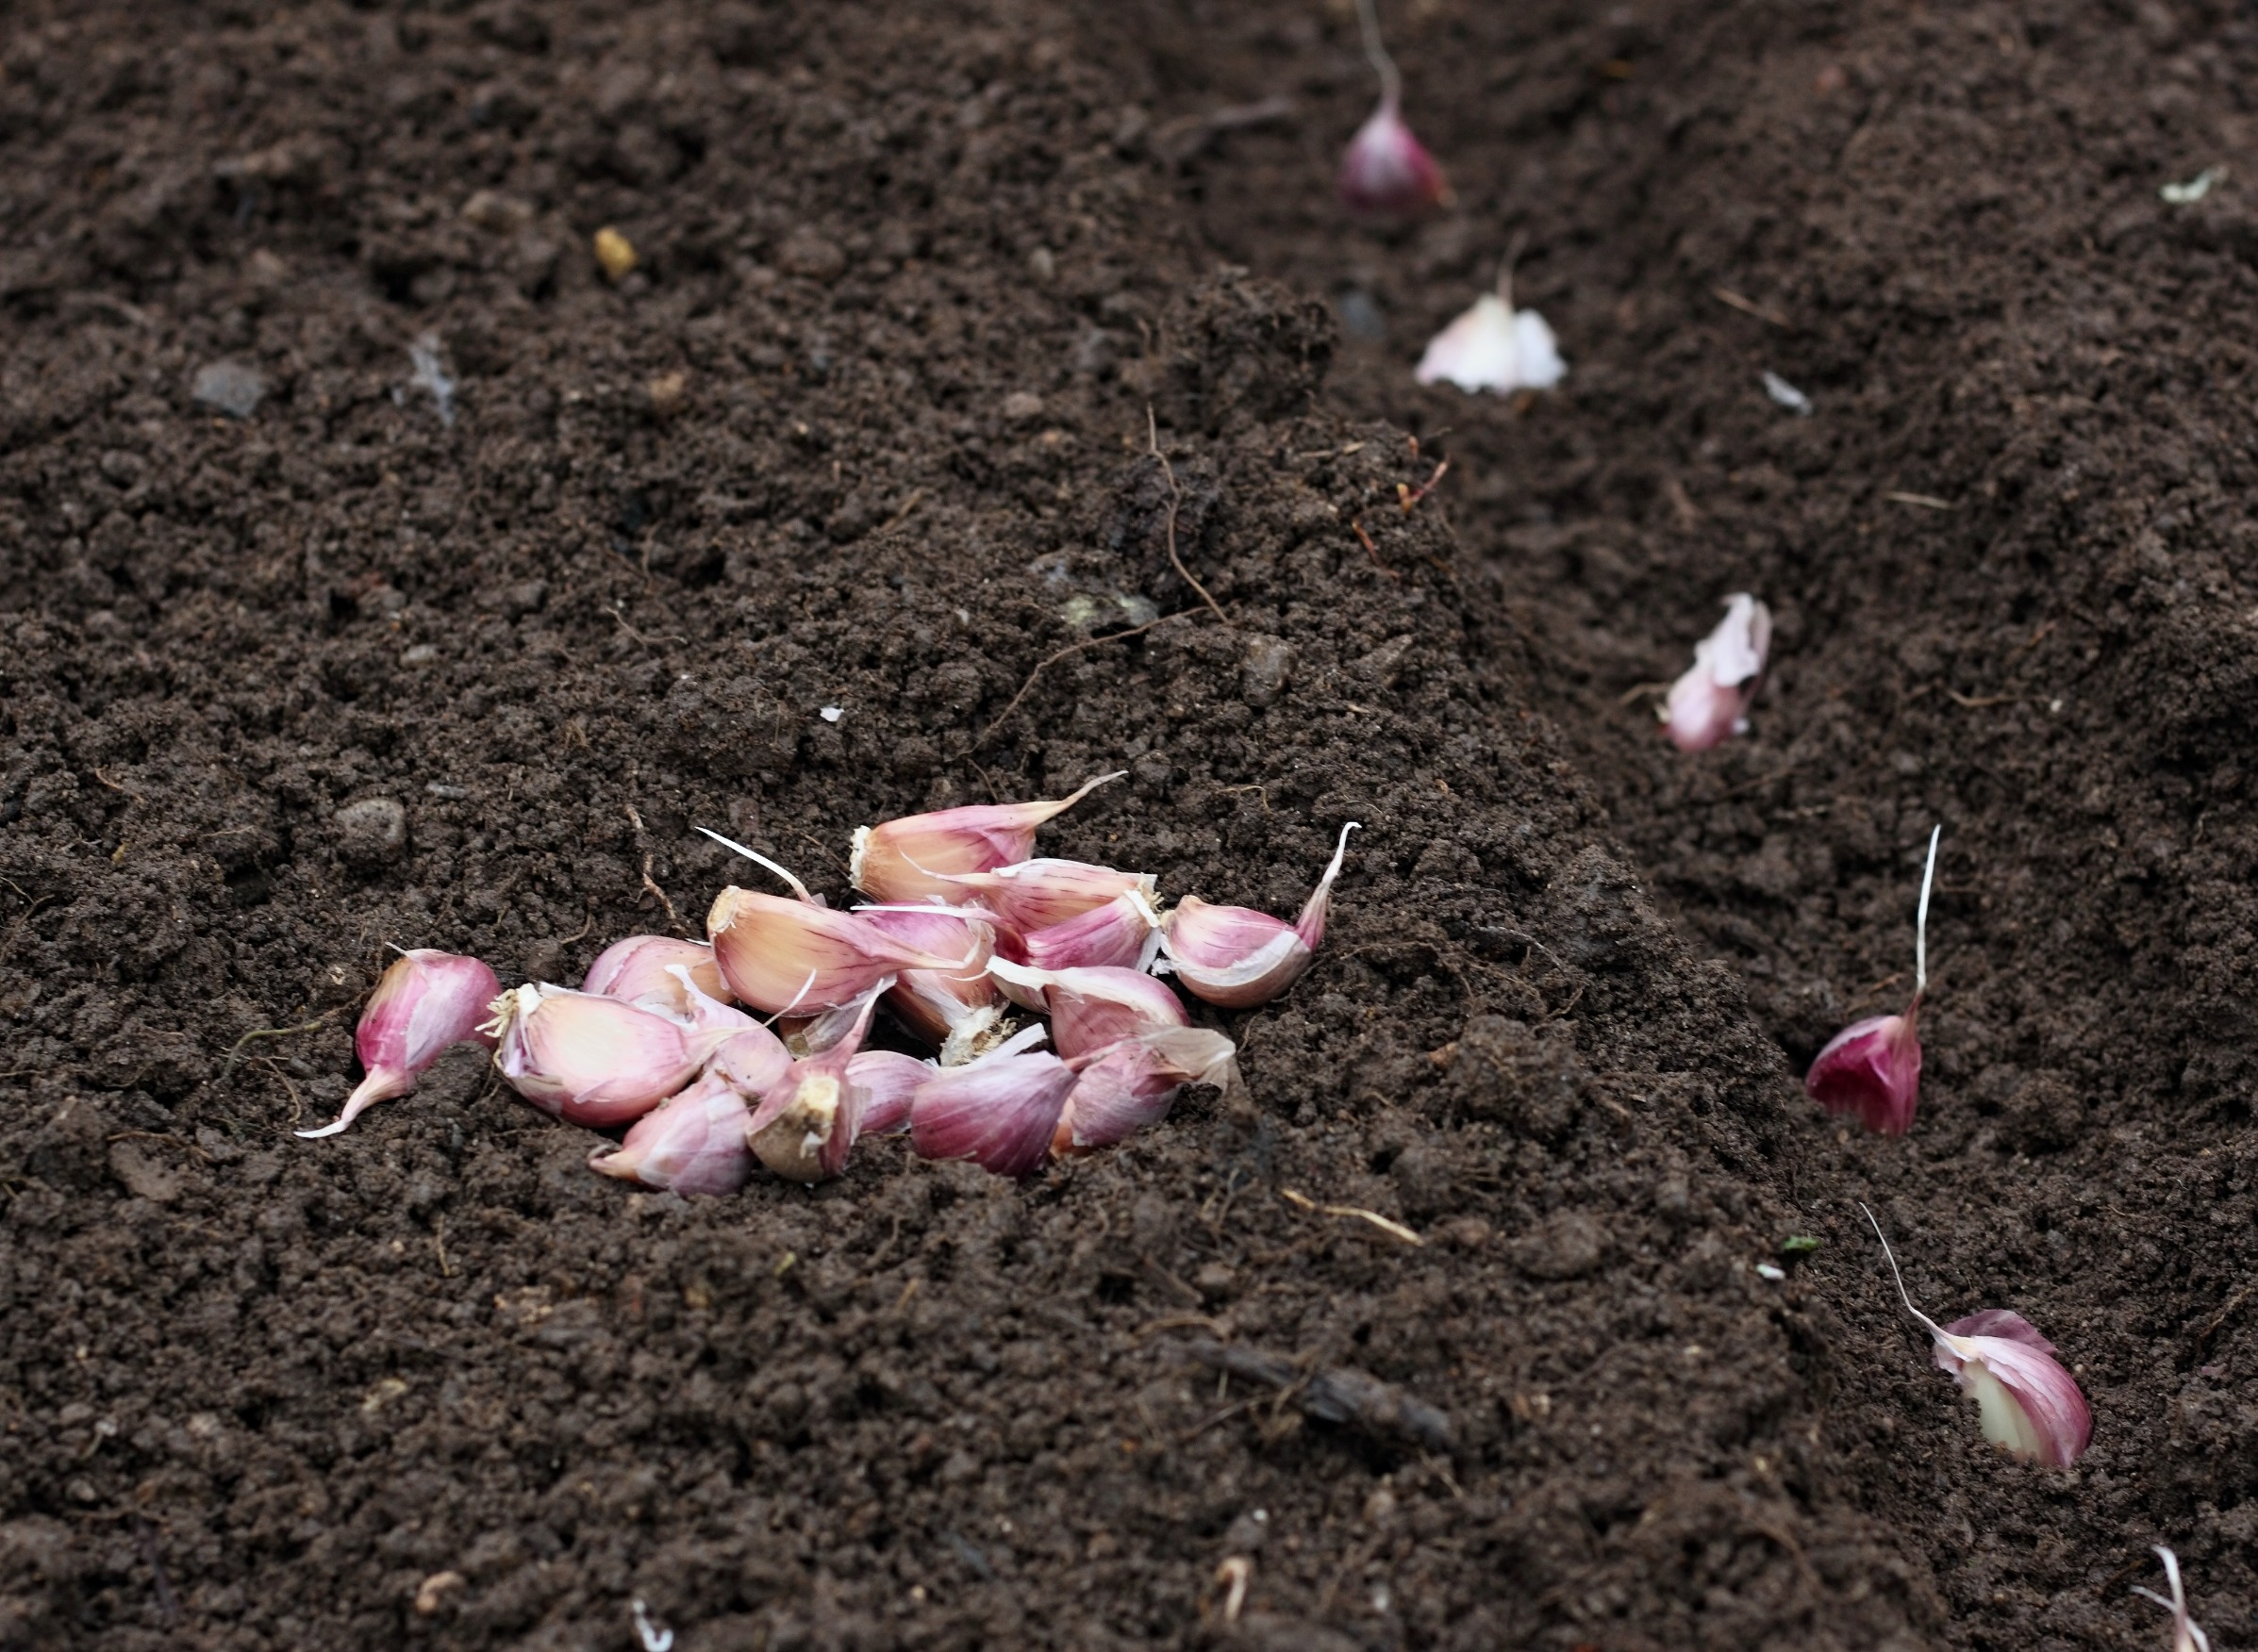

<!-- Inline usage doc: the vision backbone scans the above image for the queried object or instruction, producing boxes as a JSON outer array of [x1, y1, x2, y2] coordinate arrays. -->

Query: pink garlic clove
[[744, 991, 883, 1182], [1158, 823, 1360, 1009], [849, 772, 1125, 905], [1931, 1309, 2093, 1467], [1337, 96, 1449, 218], [488, 983, 740, 1128], [708, 1023, 793, 1097], [1804, 1007, 1922, 1136], [1054, 1026, 1239, 1153], [850, 1049, 933, 1135], [581, 935, 730, 1014], [986, 961, 1188, 1059], [707, 887, 963, 1014], [1413, 295, 1565, 395], [856, 903, 1005, 1062], [588, 1071, 752, 1198], [938, 859, 1156, 934], [299, 949, 501, 1138], [1019, 890, 1163, 976], [909, 1049, 1076, 1180], [1662, 593, 1771, 752]]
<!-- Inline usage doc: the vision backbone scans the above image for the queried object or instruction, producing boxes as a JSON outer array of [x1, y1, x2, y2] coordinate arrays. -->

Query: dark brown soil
[[5, 0, 2257, 1646]]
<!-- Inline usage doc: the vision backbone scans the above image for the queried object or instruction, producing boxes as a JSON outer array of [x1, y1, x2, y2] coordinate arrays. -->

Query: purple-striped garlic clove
[[939, 859, 1156, 934], [1158, 823, 1359, 1009], [1805, 1007, 1922, 1135], [1017, 890, 1162, 977], [299, 949, 501, 1138], [856, 902, 1006, 1063], [1337, 97, 1448, 218], [1931, 1309, 2094, 1468], [708, 1022, 793, 1098], [986, 960, 1188, 1059], [1055, 1026, 1238, 1153], [1662, 593, 1771, 752], [707, 887, 964, 1014], [588, 1071, 752, 1198], [850, 1049, 933, 1135], [581, 934, 730, 1013], [849, 772, 1124, 905], [487, 983, 739, 1128], [909, 1048, 1076, 1180], [744, 991, 883, 1182]]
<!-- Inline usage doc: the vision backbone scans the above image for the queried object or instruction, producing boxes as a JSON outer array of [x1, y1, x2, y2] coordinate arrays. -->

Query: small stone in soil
[[191, 361, 266, 419]]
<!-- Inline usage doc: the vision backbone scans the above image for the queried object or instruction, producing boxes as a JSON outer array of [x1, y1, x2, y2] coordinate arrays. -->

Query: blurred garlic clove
[[1019, 890, 1162, 976], [850, 1049, 933, 1135], [849, 771, 1124, 904], [1932, 1310, 2093, 1467], [487, 983, 730, 1127], [1663, 593, 1771, 752], [707, 887, 963, 1013], [1337, 96, 1448, 218], [588, 1071, 752, 1198], [580, 935, 730, 1013], [909, 1049, 1076, 1180], [1414, 295, 1565, 395], [987, 960, 1188, 1059], [1055, 1026, 1238, 1153], [299, 949, 501, 1138], [1158, 823, 1360, 1009], [857, 903, 1005, 1060], [939, 859, 1156, 933], [1805, 1009, 1921, 1135], [745, 992, 882, 1182]]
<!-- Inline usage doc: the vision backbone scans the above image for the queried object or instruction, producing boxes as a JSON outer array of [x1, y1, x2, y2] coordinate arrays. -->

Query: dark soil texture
[[7, 0, 2258, 1647]]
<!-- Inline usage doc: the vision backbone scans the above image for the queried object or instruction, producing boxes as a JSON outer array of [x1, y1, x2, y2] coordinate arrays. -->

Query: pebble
[[333, 797, 408, 863], [191, 361, 266, 419]]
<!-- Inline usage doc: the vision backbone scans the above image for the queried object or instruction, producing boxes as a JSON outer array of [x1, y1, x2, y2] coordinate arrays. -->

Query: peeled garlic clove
[[1663, 593, 1772, 752], [1930, 1310, 2093, 1467], [1020, 890, 1162, 976], [987, 960, 1188, 1059], [744, 992, 882, 1182], [909, 1049, 1076, 1180], [581, 934, 730, 1013], [588, 1071, 752, 1198], [1158, 823, 1359, 1009], [1337, 96, 1449, 218], [1414, 294, 1566, 395], [707, 887, 962, 1013], [940, 859, 1156, 933], [488, 983, 722, 1127], [1805, 1006, 1921, 1135], [849, 771, 1125, 904], [850, 1049, 932, 1135], [299, 949, 502, 1138]]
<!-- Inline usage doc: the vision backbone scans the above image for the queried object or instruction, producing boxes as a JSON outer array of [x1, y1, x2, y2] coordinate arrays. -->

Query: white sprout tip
[[294, 1116, 353, 1140]]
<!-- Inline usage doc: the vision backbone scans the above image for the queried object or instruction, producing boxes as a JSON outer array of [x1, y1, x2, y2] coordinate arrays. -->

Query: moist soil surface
[[6, 1, 2258, 1648]]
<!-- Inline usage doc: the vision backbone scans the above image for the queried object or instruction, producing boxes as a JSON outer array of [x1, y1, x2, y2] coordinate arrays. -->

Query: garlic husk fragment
[[850, 1049, 933, 1135], [1931, 1310, 2093, 1467], [707, 886, 964, 1014], [986, 960, 1189, 1059], [849, 771, 1125, 905], [1055, 1027, 1239, 1153], [300, 949, 502, 1138], [856, 903, 1005, 1064], [1804, 1006, 1921, 1135], [2133, 1547, 2213, 1652], [488, 983, 747, 1127], [1663, 593, 1771, 752], [1017, 890, 1163, 977], [909, 1046, 1076, 1180], [1414, 295, 1565, 395], [939, 859, 1157, 933], [745, 991, 883, 1182], [588, 1071, 752, 1198], [581, 935, 730, 1014], [1157, 823, 1360, 1009], [1337, 96, 1448, 218]]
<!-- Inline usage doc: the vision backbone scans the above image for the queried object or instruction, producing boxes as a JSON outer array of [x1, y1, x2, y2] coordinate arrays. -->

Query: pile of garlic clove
[[300, 773, 1360, 1197]]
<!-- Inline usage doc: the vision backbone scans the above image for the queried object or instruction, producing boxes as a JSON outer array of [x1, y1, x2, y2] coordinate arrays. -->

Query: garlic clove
[[849, 772, 1125, 904], [1055, 1026, 1238, 1153], [856, 903, 1005, 1059], [850, 1049, 933, 1135], [707, 887, 963, 1013], [709, 1023, 793, 1097], [1019, 889, 1163, 976], [588, 1071, 752, 1198], [1663, 593, 1772, 752], [987, 960, 1188, 1059], [938, 859, 1156, 934], [1931, 1310, 2093, 1467], [1158, 823, 1359, 1009], [299, 949, 502, 1138], [744, 991, 882, 1182], [909, 1049, 1076, 1180], [1337, 97, 1449, 218], [487, 983, 726, 1128], [1804, 1006, 1922, 1135], [580, 934, 730, 1013], [1414, 294, 1566, 394]]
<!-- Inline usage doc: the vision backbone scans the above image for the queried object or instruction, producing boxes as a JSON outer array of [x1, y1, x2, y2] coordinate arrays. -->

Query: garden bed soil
[[6, 0, 2258, 1648]]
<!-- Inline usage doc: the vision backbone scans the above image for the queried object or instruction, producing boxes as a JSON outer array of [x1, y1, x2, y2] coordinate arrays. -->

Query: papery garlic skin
[[851, 1049, 932, 1135], [1337, 97, 1448, 218], [1158, 822, 1360, 1009], [489, 983, 741, 1127], [1930, 1310, 2093, 1467], [1664, 594, 1772, 752], [707, 887, 963, 1014], [581, 935, 730, 1014], [910, 1050, 1076, 1180], [1019, 890, 1163, 977], [1414, 295, 1566, 395], [849, 772, 1124, 905], [744, 992, 881, 1182], [588, 1071, 752, 1198], [1805, 1006, 1922, 1135], [300, 950, 502, 1138], [988, 961, 1188, 1059]]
